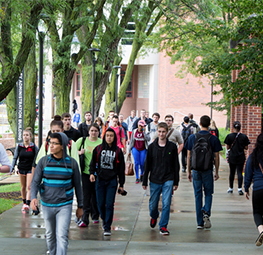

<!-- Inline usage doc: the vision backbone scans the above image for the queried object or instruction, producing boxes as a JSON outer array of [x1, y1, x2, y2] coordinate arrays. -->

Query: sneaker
[[197, 225, 204, 229], [93, 220, 99, 224], [227, 188, 233, 193], [104, 229, 111, 236], [255, 231, 263, 246], [159, 227, 170, 235], [150, 218, 157, 228], [203, 213, 211, 229], [238, 188, 244, 195], [75, 217, 87, 227], [182, 168, 186, 173], [21, 204, 29, 213], [135, 179, 140, 184], [140, 175, 144, 182]]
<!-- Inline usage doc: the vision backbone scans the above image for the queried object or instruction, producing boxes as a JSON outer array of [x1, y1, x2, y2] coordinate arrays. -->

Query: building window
[[138, 66, 149, 98], [76, 71, 81, 97], [120, 69, 133, 98]]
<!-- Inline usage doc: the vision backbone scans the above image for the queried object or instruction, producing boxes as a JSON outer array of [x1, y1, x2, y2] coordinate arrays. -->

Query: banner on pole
[[16, 69, 24, 143]]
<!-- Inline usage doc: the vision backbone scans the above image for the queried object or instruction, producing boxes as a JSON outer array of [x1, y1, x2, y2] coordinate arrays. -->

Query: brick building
[[230, 69, 262, 155], [71, 47, 227, 127]]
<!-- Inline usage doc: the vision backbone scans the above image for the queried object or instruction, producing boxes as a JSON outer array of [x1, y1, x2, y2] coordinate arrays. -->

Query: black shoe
[[104, 229, 111, 236], [159, 227, 170, 235], [140, 175, 144, 182], [182, 168, 186, 172], [150, 218, 157, 228]]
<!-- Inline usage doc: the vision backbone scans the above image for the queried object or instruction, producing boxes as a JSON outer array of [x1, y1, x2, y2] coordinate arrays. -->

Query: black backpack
[[191, 133, 213, 171], [181, 124, 192, 142]]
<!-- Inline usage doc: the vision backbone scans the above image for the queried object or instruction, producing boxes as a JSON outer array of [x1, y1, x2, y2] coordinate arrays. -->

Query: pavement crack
[[123, 191, 146, 255]]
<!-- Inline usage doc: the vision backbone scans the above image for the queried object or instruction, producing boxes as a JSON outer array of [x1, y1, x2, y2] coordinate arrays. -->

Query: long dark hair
[[251, 133, 263, 169]]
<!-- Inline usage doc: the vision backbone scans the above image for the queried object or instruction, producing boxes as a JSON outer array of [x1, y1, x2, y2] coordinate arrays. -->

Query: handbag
[[79, 137, 86, 172], [125, 155, 134, 176], [226, 133, 240, 163]]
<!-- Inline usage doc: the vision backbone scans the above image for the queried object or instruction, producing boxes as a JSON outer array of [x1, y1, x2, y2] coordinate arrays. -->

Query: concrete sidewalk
[[0, 156, 261, 255]]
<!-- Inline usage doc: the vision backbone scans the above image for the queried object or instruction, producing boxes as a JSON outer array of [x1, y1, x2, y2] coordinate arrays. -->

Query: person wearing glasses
[[31, 132, 83, 255], [152, 115, 184, 155]]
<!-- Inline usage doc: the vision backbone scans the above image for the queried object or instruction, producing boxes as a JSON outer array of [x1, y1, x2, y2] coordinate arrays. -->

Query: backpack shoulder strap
[[96, 144, 103, 163], [45, 141, 49, 155], [68, 139, 72, 154], [167, 128, 174, 139]]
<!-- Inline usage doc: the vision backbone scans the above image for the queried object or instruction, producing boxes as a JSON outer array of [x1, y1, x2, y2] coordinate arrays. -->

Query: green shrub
[[218, 127, 230, 145]]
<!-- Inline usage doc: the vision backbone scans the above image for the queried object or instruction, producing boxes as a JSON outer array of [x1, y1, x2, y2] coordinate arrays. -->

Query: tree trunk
[[118, 40, 141, 111], [80, 53, 92, 119], [24, 43, 37, 139], [53, 69, 71, 115], [6, 42, 38, 141], [6, 86, 17, 139]]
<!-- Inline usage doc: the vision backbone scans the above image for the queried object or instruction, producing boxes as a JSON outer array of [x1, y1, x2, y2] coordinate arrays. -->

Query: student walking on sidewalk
[[31, 132, 83, 255], [244, 133, 263, 247], [76, 123, 102, 227], [128, 120, 150, 184], [89, 128, 125, 236], [185, 115, 222, 229], [143, 122, 180, 235], [11, 127, 38, 213], [224, 121, 250, 195]]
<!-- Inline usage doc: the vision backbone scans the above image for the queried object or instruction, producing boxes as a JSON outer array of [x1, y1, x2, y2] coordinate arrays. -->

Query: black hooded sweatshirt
[[89, 128, 125, 187], [143, 137, 180, 186]]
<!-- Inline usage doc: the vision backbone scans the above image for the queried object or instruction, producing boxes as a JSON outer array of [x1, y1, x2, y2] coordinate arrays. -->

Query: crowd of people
[[0, 108, 263, 254]]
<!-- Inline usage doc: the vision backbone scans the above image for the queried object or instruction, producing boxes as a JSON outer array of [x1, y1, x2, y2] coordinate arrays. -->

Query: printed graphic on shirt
[[100, 150, 116, 169], [135, 132, 145, 141]]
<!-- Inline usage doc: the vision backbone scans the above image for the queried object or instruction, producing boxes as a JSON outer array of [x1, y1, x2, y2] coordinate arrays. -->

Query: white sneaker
[[227, 188, 233, 193], [203, 214, 211, 229]]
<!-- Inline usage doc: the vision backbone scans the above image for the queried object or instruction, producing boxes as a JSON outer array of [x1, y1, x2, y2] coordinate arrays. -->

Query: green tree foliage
[[149, 0, 263, 119], [0, 0, 44, 101]]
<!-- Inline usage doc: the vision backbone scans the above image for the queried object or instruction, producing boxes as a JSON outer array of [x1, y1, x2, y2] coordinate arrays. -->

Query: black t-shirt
[[64, 126, 81, 142], [224, 133, 250, 164], [78, 122, 90, 137], [18, 145, 37, 171]]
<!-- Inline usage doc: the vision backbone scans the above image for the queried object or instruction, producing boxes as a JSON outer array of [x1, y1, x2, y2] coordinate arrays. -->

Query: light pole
[[88, 48, 100, 122], [113, 66, 121, 114], [209, 73, 215, 120], [38, 31, 44, 148]]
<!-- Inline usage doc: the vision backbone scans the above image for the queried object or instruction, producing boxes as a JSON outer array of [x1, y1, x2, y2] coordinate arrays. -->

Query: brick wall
[[231, 70, 262, 156]]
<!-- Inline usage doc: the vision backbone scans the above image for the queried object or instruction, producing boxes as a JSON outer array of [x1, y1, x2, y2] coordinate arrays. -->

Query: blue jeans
[[42, 204, 72, 255], [192, 170, 214, 226], [132, 147, 147, 179], [96, 177, 118, 230], [149, 180, 173, 229]]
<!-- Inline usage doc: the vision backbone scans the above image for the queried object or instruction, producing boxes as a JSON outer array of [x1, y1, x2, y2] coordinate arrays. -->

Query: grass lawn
[[0, 183, 21, 193], [0, 183, 21, 214], [0, 198, 20, 214]]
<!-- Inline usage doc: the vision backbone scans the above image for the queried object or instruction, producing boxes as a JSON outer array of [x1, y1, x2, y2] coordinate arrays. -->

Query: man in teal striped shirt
[[31, 132, 83, 255]]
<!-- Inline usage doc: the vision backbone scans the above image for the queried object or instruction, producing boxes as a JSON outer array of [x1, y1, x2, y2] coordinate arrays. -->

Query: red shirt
[[134, 130, 146, 151], [110, 126, 125, 149]]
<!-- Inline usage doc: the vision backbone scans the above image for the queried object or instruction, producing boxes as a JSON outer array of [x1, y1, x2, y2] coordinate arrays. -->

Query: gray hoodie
[[31, 132, 83, 208]]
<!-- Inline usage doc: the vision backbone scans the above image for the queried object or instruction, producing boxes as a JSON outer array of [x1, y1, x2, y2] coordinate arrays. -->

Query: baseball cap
[[138, 120, 146, 127]]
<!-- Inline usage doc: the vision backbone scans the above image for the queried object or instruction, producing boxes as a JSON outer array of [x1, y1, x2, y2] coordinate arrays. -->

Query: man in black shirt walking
[[143, 122, 180, 235], [78, 111, 93, 137], [62, 113, 81, 142]]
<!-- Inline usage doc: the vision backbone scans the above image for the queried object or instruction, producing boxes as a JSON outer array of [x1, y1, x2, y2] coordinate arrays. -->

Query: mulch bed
[[0, 191, 21, 201]]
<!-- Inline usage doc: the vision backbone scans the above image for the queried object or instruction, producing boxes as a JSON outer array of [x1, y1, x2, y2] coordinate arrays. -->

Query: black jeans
[[82, 173, 99, 225], [253, 189, 263, 227], [229, 163, 244, 189], [96, 178, 118, 230], [181, 148, 187, 169]]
